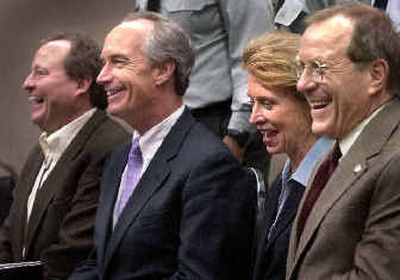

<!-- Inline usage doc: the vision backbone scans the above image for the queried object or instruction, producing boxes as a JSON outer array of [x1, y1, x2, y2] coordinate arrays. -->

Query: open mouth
[[106, 84, 126, 99], [310, 99, 331, 110], [28, 95, 44, 105], [259, 129, 278, 145]]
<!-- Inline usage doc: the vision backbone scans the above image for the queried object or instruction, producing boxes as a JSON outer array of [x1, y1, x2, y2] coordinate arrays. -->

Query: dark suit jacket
[[287, 99, 400, 279], [0, 110, 129, 279], [252, 173, 304, 280], [0, 176, 14, 226], [70, 109, 256, 280]]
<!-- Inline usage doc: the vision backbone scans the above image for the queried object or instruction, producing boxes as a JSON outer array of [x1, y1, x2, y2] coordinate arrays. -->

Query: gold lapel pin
[[353, 163, 362, 174]]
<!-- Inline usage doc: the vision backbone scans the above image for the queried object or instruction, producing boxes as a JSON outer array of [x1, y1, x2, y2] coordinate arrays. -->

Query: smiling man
[[287, 3, 400, 279], [69, 11, 256, 280], [0, 33, 128, 279]]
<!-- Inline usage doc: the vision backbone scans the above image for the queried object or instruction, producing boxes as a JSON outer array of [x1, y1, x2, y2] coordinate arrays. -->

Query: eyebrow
[[108, 54, 130, 62]]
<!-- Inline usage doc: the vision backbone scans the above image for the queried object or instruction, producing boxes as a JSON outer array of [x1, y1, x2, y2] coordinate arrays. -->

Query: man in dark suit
[[0, 32, 128, 279], [69, 11, 256, 280], [287, 3, 400, 279]]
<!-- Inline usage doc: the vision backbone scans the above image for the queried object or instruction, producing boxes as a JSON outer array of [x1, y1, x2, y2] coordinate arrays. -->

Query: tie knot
[[129, 138, 142, 160]]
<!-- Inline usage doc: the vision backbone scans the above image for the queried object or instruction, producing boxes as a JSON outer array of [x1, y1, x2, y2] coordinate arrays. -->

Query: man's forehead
[[104, 20, 153, 45], [299, 15, 353, 60], [34, 39, 71, 63], [309, 15, 352, 34], [109, 18, 155, 39], [38, 40, 71, 54]]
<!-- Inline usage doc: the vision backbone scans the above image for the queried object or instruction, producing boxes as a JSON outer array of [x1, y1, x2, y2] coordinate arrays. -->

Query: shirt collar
[[132, 105, 185, 168], [282, 136, 335, 187], [339, 104, 386, 159], [39, 108, 96, 164]]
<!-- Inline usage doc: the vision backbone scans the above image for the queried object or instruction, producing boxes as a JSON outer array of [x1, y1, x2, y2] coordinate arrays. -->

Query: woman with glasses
[[244, 31, 333, 280]]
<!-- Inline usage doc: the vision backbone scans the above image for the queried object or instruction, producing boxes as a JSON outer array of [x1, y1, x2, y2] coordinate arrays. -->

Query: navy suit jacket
[[70, 109, 256, 280], [252, 172, 304, 280]]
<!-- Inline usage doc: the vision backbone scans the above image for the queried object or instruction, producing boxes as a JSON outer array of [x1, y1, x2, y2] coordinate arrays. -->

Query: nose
[[296, 69, 317, 94], [249, 103, 264, 126], [22, 73, 35, 91], [97, 64, 112, 85]]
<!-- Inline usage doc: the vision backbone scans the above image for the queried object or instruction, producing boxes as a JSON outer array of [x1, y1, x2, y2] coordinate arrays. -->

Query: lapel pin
[[353, 163, 362, 174]]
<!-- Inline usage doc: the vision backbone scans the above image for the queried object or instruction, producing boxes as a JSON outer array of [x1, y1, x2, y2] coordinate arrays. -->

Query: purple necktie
[[115, 137, 143, 220]]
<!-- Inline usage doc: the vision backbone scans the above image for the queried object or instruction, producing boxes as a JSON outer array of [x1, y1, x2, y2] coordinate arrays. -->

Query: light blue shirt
[[277, 137, 334, 220]]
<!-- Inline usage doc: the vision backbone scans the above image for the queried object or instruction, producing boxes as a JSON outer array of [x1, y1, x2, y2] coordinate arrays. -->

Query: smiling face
[[248, 74, 313, 160], [22, 40, 80, 133], [97, 20, 159, 128], [296, 15, 372, 139]]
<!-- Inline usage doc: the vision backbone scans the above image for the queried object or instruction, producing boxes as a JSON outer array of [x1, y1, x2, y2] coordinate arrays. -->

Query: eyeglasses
[[296, 59, 328, 83]]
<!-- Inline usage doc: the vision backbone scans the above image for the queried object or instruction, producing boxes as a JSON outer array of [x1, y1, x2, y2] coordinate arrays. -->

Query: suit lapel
[[268, 180, 304, 244], [253, 174, 281, 273], [290, 100, 400, 275], [24, 110, 107, 252], [263, 175, 282, 234], [96, 142, 130, 266], [104, 155, 170, 266], [103, 109, 195, 268], [14, 147, 44, 257], [254, 173, 305, 279]]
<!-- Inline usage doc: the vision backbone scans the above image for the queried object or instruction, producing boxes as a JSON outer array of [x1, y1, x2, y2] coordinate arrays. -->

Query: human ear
[[153, 60, 175, 86], [75, 76, 92, 96], [367, 58, 389, 96]]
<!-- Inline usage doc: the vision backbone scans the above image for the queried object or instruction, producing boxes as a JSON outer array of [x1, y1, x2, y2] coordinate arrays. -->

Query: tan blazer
[[287, 99, 400, 280], [0, 110, 128, 279]]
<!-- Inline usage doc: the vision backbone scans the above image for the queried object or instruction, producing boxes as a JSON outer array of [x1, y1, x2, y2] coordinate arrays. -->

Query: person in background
[[270, 0, 370, 33], [370, 0, 400, 31], [287, 3, 400, 279], [0, 32, 128, 279], [135, 0, 273, 181], [243, 31, 333, 280], [69, 11, 256, 280]]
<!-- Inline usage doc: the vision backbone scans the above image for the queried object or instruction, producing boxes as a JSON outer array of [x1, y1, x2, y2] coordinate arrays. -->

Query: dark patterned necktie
[[147, 0, 160, 12], [297, 141, 341, 239]]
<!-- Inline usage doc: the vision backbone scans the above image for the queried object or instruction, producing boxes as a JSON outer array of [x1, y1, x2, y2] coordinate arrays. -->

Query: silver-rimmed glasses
[[296, 59, 328, 83]]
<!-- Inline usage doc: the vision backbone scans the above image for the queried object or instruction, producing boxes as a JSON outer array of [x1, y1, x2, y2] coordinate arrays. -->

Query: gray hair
[[123, 12, 195, 96]]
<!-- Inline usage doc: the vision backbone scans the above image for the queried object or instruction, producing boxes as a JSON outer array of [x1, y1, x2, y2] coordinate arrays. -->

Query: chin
[[106, 104, 121, 116], [266, 147, 279, 155], [31, 116, 43, 127], [312, 121, 329, 135]]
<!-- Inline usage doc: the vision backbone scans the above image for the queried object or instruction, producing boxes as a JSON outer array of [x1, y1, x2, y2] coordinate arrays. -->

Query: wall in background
[[0, 0, 134, 175]]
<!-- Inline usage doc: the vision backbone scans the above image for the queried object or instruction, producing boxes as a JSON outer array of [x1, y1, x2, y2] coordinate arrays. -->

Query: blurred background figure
[[243, 31, 333, 280], [270, 0, 371, 33], [371, 0, 400, 31]]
